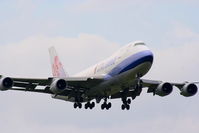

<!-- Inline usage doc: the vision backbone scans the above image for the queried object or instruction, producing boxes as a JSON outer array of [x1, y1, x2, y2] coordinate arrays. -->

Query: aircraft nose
[[142, 50, 154, 64], [149, 50, 154, 63]]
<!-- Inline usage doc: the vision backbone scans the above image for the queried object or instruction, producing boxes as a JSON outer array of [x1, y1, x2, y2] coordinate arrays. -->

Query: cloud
[[66, 0, 154, 13], [15, 0, 36, 13], [144, 23, 199, 82], [145, 43, 199, 82], [173, 25, 199, 40], [0, 33, 120, 77], [66, 0, 199, 13]]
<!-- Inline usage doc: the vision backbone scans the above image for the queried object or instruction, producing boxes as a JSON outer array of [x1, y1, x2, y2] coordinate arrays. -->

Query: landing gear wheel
[[74, 103, 78, 109], [126, 104, 130, 110], [91, 102, 95, 108], [78, 103, 82, 109], [89, 104, 93, 109], [121, 104, 125, 110], [85, 103, 88, 109], [122, 98, 127, 104], [108, 102, 112, 108], [127, 99, 131, 104], [101, 103, 105, 110], [105, 104, 109, 110]]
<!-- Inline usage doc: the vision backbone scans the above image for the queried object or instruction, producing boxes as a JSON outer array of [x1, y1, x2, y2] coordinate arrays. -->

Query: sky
[[0, 0, 199, 133]]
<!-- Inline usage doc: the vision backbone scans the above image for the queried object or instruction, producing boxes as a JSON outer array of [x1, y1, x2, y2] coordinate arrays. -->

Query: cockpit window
[[134, 42, 145, 46]]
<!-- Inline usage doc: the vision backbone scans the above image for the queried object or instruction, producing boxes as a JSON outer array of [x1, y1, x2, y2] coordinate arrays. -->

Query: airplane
[[0, 41, 198, 110]]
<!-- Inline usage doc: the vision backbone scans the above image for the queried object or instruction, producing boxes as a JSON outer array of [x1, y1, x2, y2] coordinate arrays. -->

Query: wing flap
[[12, 77, 52, 86], [10, 88, 53, 94], [14, 82, 37, 90]]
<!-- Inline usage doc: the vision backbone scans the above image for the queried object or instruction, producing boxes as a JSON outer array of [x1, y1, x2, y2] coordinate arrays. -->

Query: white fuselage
[[75, 42, 153, 77], [75, 41, 154, 97], [54, 41, 154, 102]]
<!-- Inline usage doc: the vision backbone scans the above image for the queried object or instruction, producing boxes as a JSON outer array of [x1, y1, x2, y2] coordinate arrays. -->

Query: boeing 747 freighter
[[0, 41, 197, 110]]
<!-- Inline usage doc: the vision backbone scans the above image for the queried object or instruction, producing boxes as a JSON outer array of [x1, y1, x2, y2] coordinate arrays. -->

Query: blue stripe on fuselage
[[108, 50, 153, 77]]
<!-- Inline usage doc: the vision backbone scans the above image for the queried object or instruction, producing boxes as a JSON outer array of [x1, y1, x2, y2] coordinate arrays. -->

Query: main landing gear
[[85, 102, 95, 109], [73, 102, 95, 109], [74, 102, 82, 109], [121, 97, 131, 110], [73, 91, 83, 109], [101, 98, 112, 110], [101, 102, 112, 110]]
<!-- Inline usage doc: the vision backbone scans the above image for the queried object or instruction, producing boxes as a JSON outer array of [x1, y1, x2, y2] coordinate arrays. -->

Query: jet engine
[[0, 77, 13, 91], [155, 82, 173, 97], [180, 83, 198, 97], [50, 79, 67, 94]]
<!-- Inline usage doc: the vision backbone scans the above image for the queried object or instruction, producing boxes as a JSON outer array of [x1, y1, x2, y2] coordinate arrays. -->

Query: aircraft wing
[[1, 76, 104, 96], [111, 79, 198, 99], [142, 79, 198, 93]]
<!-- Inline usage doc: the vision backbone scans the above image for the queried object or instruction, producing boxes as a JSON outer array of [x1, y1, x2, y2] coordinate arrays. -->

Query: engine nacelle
[[155, 82, 173, 97], [180, 83, 198, 97], [50, 79, 67, 94], [0, 77, 13, 91]]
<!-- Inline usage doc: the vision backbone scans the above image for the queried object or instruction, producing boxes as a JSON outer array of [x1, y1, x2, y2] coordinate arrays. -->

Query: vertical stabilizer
[[49, 47, 68, 78]]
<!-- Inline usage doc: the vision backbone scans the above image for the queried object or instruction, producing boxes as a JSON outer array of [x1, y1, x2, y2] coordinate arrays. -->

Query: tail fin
[[49, 47, 68, 78]]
